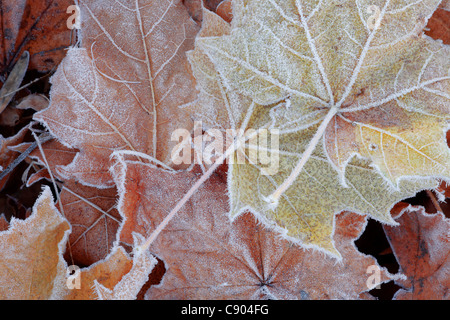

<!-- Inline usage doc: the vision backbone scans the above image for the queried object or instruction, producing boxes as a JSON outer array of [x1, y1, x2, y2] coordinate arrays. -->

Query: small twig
[[32, 131, 75, 265], [0, 133, 53, 181], [426, 190, 443, 214]]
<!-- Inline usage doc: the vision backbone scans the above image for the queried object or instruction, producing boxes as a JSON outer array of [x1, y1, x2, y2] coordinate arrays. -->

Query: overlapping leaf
[[65, 234, 157, 300], [0, 0, 74, 76], [11, 138, 121, 266], [111, 158, 396, 299], [0, 187, 70, 299], [385, 204, 450, 300], [34, 0, 200, 187], [189, 1, 450, 254], [0, 126, 29, 191]]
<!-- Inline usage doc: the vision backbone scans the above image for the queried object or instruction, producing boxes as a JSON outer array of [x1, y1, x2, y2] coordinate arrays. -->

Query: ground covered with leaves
[[0, 0, 449, 300]]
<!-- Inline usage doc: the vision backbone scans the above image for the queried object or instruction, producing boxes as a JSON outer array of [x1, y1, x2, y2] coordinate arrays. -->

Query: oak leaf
[[384, 204, 450, 300], [111, 158, 396, 299], [34, 0, 200, 187], [189, 1, 450, 255]]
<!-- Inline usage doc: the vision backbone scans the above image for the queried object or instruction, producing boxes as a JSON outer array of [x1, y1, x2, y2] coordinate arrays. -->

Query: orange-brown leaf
[[34, 0, 200, 187], [0, 0, 74, 76], [385, 205, 450, 300], [0, 187, 70, 299], [61, 180, 121, 266], [112, 160, 395, 299], [0, 126, 30, 191]]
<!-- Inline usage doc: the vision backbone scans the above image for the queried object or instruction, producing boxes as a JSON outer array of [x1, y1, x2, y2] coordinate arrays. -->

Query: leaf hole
[[355, 218, 401, 299], [368, 280, 402, 300]]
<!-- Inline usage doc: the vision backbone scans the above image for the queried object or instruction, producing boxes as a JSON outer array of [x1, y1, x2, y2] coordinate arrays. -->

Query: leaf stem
[[265, 106, 338, 208], [137, 135, 243, 253]]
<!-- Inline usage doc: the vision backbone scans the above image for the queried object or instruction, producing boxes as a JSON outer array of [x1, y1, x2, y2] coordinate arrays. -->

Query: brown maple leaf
[[0, 126, 29, 191], [34, 0, 200, 187], [425, 6, 450, 44], [11, 138, 121, 266], [111, 158, 396, 299], [0, 0, 74, 77], [60, 180, 121, 266], [0, 187, 70, 299], [384, 204, 450, 300]]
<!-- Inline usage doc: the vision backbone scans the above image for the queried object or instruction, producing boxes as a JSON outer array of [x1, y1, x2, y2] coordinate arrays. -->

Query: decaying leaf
[[10, 138, 77, 187], [111, 158, 397, 299], [425, 6, 450, 44], [0, 51, 29, 114], [0, 185, 155, 300], [0, 186, 70, 299], [60, 180, 121, 266], [0, 126, 30, 191], [0, 215, 9, 232], [0, 0, 74, 76], [189, 2, 450, 254], [384, 204, 450, 300], [93, 234, 157, 300], [34, 0, 200, 187]]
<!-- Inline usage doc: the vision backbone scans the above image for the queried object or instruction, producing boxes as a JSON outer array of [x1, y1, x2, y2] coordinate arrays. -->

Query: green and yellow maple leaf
[[188, 1, 450, 256]]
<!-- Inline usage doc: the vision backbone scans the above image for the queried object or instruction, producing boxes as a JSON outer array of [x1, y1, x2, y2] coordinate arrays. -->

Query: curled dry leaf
[[34, 0, 200, 187], [188, 2, 450, 254], [384, 205, 450, 300], [111, 158, 396, 299], [0, 51, 29, 114], [15, 94, 49, 112], [0, 126, 29, 191]]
